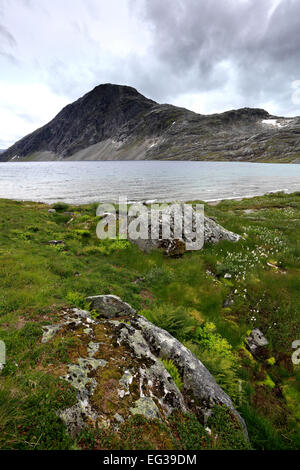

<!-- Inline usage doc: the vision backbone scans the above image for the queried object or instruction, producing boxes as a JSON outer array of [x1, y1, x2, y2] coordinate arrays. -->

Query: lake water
[[0, 161, 299, 204]]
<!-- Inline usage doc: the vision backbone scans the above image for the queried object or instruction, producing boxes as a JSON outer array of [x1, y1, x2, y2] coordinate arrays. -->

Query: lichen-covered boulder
[[128, 315, 247, 436], [42, 300, 248, 439]]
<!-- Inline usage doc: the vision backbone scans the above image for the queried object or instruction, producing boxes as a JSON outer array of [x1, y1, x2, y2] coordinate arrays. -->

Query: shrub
[[96, 239, 130, 256], [74, 229, 91, 239], [52, 203, 69, 212], [142, 305, 242, 404], [141, 305, 197, 342], [168, 411, 209, 450], [66, 292, 90, 310], [207, 405, 252, 450]]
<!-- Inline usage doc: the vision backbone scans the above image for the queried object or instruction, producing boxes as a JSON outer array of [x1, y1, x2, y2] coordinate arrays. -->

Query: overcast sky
[[1, 0, 300, 148]]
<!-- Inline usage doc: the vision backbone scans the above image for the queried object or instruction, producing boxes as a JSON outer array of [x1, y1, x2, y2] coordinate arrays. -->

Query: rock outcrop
[[41, 301, 248, 439], [1, 83, 300, 163], [126, 207, 241, 255]]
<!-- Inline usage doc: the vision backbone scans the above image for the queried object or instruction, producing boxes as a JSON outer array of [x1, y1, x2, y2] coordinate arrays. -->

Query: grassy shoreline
[[0, 192, 299, 450]]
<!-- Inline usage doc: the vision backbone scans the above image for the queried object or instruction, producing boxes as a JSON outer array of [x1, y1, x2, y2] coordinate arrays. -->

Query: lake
[[0, 161, 299, 204]]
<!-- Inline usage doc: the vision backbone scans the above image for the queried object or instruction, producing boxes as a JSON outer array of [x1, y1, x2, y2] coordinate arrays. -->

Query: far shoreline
[[1, 158, 300, 164], [0, 189, 298, 207]]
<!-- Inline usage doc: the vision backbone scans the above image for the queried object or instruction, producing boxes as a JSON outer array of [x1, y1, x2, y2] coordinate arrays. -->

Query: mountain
[[1, 83, 300, 163]]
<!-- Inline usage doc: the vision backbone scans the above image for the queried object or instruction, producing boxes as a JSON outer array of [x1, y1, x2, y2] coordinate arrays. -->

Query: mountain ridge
[[1, 83, 300, 163]]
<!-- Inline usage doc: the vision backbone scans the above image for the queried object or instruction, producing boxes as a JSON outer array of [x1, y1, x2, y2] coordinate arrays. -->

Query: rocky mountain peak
[[1, 84, 299, 163]]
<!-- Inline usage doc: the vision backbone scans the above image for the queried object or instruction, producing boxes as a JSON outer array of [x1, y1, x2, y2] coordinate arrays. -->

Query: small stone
[[114, 413, 125, 424], [246, 328, 269, 354]]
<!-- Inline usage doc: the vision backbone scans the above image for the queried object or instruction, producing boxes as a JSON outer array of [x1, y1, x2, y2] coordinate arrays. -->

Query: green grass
[[0, 192, 299, 449], [161, 359, 184, 391]]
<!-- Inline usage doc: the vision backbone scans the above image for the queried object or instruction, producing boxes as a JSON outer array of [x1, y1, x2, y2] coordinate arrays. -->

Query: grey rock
[[50, 298, 248, 439], [204, 216, 241, 244], [116, 322, 186, 415], [59, 400, 98, 437], [59, 355, 107, 435], [41, 309, 94, 344], [114, 413, 125, 424], [246, 329, 269, 355], [41, 324, 63, 343], [72, 308, 93, 320], [127, 207, 240, 254], [86, 294, 136, 318], [59, 402, 87, 437], [48, 209, 56, 214], [62, 357, 107, 399], [130, 397, 161, 420], [129, 315, 248, 437], [119, 370, 133, 390]]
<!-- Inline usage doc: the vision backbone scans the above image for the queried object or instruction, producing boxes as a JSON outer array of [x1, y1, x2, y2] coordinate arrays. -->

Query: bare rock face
[[1, 83, 300, 163], [42, 303, 248, 439]]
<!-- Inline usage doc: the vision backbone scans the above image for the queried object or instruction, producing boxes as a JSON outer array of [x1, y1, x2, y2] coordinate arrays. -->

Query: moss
[[168, 411, 210, 450], [282, 375, 300, 427], [52, 203, 69, 212], [207, 405, 252, 450], [78, 414, 175, 450]]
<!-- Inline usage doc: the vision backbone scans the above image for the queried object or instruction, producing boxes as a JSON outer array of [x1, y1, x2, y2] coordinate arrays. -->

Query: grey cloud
[[130, 0, 300, 113], [0, 22, 17, 60], [1, 0, 300, 152], [0, 24, 16, 46], [0, 3, 17, 61]]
